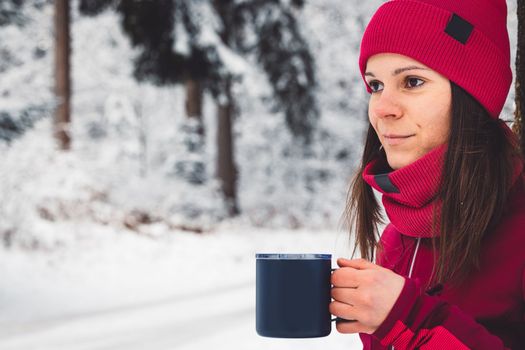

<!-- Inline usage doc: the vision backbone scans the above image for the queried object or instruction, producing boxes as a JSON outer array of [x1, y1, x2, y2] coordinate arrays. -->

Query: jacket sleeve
[[371, 277, 511, 350]]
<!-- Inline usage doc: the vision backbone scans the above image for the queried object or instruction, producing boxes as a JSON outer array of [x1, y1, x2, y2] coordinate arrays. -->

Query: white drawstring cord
[[408, 237, 421, 278], [391, 237, 421, 350]]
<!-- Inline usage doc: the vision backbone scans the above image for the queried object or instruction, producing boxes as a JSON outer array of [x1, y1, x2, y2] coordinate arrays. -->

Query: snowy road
[[0, 280, 360, 350], [0, 281, 255, 350], [0, 229, 362, 349]]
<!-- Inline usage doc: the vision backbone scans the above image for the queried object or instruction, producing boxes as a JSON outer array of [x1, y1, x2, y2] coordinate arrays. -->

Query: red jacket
[[359, 177, 525, 349]]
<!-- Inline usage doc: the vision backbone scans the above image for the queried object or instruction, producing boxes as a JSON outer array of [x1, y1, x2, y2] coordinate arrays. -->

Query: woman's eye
[[368, 77, 424, 93], [368, 80, 383, 93], [406, 77, 424, 88]]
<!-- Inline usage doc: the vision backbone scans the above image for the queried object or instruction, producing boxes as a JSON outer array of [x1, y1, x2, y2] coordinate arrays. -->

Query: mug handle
[[330, 267, 356, 323]]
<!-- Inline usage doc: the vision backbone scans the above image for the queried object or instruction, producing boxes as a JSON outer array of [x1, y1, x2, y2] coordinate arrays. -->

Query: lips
[[383, 134, 415, 145]]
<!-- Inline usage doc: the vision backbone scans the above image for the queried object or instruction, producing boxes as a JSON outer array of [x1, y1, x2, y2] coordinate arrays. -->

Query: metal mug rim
[[255, 253, 332, 260]]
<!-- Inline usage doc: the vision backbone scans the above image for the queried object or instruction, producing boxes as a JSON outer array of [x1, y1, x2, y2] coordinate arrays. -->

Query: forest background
[[0, 0, 522, 349]]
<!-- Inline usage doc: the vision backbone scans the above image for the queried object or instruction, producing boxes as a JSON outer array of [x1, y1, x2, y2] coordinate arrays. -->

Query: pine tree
[[78, 0, 114, 16], [0, 0, 24, 26], [79, 0, 319, 144], [0, 0, 25, 142], [0, 0, 52, 143], [78, 0, 319, 215], [209, 0, 320, 211], [229, 0, 319, 144]]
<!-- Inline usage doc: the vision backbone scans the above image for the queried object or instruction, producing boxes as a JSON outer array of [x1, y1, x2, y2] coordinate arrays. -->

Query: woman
[[329, 0, 525, 349]]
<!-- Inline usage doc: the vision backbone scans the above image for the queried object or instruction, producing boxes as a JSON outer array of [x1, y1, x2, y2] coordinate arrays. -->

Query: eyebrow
[[364, 66, 430, 77]]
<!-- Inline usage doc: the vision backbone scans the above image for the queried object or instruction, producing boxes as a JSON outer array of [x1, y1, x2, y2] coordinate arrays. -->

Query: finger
[[337, 258, 377, 270], [331, 267, 360, 287], [335, 320, 370, 334], [329, 300, 356, 321], [331, 287, 358, 306]]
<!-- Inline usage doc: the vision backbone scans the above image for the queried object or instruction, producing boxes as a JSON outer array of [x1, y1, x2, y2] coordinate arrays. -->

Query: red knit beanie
[[359, 0, 512, 119]]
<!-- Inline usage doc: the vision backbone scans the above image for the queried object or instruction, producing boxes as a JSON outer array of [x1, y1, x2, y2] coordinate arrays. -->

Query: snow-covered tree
[[79, 0, 209, 185], [0, 0, 24, 26], [0, 0, 53, 143], [230, 0, 320, 144], [78, 0, 319, 216]]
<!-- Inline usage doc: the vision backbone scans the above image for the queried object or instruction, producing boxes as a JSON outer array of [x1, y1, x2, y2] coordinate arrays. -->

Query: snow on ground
[[0, 224, 362, 349]]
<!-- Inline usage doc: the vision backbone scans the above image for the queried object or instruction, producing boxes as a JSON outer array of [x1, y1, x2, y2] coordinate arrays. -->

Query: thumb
[[337, 258, 377, 270]]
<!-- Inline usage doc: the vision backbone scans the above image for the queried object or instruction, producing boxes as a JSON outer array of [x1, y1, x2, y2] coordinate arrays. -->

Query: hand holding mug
[[330, 258, 405, 334]]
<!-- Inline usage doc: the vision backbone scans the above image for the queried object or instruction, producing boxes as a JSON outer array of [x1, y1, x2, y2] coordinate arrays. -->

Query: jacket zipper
[[389, 237, 421, 350]]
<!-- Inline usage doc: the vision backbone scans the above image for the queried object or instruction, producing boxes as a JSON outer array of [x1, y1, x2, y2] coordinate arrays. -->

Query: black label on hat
[[444, 13, 473, 44]]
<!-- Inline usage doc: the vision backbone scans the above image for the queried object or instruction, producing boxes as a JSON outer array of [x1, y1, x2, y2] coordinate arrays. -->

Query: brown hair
[[343, 81, 521, 286]]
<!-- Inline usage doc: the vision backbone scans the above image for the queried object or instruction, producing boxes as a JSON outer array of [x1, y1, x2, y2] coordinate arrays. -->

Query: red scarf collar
[[362, 143, 524, 238], [362, 145, 446, 237]]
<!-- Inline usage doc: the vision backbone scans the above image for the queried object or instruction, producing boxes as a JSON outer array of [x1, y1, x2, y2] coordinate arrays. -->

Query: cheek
[[420, 115, 451, 149]]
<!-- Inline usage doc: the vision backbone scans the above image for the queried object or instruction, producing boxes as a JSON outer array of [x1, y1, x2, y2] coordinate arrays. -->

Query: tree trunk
[[216, 79, 238, 216], [54, 0, 71, 150], [185, 78, 204, 135], [212, 0, 239, 216], [179, 78, 206, 184], [515, 0, 525, 156]]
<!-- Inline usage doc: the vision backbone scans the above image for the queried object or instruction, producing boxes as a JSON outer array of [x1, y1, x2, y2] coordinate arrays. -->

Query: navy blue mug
[[256, 253, 337, 338]]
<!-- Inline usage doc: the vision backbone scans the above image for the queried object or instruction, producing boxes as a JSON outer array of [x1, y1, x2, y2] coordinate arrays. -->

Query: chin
[[385, 153, 415, 170]]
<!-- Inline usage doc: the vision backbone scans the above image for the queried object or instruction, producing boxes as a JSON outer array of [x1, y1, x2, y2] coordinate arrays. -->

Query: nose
[[369, 88, 403, 119]]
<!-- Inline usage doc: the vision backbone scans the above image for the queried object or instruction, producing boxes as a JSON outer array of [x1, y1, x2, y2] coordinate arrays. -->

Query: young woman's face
[[365, 53, 452, 170]]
